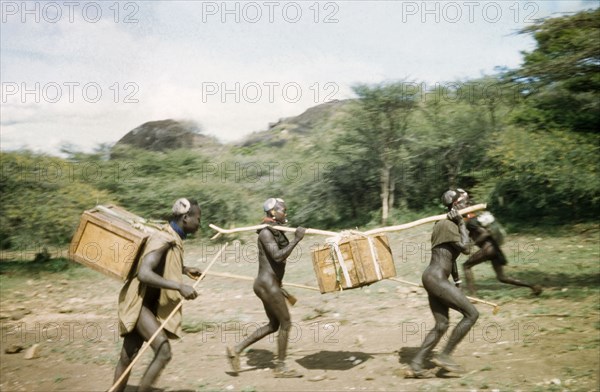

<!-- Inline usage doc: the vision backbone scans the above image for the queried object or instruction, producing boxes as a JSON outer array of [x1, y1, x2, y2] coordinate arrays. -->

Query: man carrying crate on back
[[112, 198, 203, 392]]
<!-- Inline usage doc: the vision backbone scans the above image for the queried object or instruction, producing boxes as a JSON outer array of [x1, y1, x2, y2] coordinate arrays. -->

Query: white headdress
[[172, 198, 191, 216]]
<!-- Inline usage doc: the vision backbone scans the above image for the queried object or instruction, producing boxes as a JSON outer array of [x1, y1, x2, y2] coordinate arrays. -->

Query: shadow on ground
[[296, 350, 374, 370], [246, 348, 276, 369]]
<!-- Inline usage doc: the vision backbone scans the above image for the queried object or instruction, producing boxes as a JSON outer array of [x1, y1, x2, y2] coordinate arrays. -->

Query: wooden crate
[[311, 233, 397, 294], [69, 205, 155, 281]]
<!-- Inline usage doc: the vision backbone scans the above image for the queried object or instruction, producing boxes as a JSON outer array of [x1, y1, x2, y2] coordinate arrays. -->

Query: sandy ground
[[1, 229, 598, 392]]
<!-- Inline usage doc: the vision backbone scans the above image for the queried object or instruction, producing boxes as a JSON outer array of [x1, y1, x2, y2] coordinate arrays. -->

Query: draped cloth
[[431, 219, 460, 249], [117, 224, 184, 339]]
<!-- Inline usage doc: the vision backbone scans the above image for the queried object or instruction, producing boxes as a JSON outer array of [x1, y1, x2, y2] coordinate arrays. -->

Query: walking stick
[[108, 243, 229, 392], [389, 277, 500, 315], [205, 270, 320, 291]]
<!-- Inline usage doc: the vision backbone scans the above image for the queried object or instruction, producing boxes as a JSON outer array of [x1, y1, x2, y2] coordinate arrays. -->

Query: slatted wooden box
[[311, 233, 396, 293], [69, 205, 156, 281]]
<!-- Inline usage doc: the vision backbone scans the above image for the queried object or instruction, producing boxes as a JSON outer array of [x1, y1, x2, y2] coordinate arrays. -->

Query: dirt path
[[1, 231, 598, 391]]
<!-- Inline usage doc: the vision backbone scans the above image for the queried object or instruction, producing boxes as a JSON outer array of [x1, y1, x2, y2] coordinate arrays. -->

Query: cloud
[[1, 1, 597, 155]]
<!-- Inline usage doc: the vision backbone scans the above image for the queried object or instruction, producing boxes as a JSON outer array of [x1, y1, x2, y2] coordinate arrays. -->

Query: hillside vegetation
[[1, 9, 598, 252]]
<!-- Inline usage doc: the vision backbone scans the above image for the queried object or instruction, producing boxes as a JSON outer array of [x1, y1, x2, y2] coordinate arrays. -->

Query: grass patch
[[1, 257, 73, 274], [459, 229, 599, 303], [0, 257, 89, 279]]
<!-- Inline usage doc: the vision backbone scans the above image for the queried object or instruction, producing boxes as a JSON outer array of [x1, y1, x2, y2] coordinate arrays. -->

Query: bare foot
[[273, 365, 302, 378], [431, 354, 464, 374], [226, 346, 240, 374]]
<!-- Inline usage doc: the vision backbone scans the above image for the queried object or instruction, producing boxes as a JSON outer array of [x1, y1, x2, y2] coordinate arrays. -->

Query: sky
[[1, 0, 598, 156]]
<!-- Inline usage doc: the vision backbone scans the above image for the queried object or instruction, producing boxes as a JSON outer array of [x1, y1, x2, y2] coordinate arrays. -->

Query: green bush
[[0, 151, 115, 249]]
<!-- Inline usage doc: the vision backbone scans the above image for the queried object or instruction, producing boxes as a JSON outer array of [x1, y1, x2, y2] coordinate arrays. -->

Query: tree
[[489, 8, 600, 221], [487, 126, 599, 222], [507, 8, 600, 133], [421, 83, 492, 186], [335, 82, 418, 225]]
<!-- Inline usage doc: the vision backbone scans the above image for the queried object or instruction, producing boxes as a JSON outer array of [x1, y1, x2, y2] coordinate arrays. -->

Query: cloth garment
[[117, 223, 184, 338]]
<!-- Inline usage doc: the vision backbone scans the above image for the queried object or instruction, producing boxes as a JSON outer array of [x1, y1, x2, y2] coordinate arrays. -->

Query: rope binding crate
[[311, 232, 396, 293]]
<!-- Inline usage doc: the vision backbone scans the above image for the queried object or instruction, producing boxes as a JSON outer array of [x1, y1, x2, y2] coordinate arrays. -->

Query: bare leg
[[273, 301, 291, 365], [493, 263, 542, 294], [410, 295, 449, 374], [233, 306, 280, 354], [227, 313, 278, 375], [135, 306, 172, 392], [233, 283, 286, 354], [440, 283, 479, 355], [463, 242, 496, 295], [229, 284, 299, 376], [252, 284, 299, 377], [424, 279, 479, 373], [112, 332, 144, 392]]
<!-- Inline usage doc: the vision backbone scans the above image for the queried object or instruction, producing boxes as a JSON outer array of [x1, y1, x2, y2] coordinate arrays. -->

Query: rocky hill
[[238, 99, 353, 148], [111, 100, 353, 156], [112, 119, 219, 152]]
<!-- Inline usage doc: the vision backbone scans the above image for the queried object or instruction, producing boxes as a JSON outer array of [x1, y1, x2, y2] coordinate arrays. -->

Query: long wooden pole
[[208, 204, 487, 239], [389, 277, 500, 315], [108, 243, 228, 392], [209, 224, 337, 239], [205, 270, 320, 291], [364, 204, 487, 235]]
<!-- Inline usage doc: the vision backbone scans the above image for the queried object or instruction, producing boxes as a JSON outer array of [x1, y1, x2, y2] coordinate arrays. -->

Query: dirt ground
[[1, 228, 599, 392]]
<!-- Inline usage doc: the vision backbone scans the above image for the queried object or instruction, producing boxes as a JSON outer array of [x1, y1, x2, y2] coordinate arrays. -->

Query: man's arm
[[137, 242, 197, 299], [448, 208, 470, 255], [259, 227, 305, 263]]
